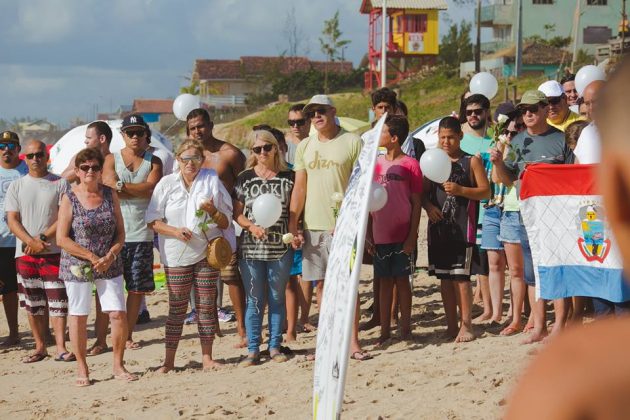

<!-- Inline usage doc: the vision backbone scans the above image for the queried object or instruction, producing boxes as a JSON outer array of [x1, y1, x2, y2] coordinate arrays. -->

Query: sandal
[[55, 352, 77, 362], [500, 325, 522, 336], [240, 354, 259, 367], [125, 341, 142, 350], [350, 351, 373, 361], [75, 377, 92, 387], [22, 353, 48, 363], [270, 353, 288, 363], [87, 344, 109, 356], [113, 372, 139, 382]]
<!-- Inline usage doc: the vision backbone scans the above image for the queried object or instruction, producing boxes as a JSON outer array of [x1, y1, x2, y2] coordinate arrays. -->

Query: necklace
[[254, 165, 276, 182]]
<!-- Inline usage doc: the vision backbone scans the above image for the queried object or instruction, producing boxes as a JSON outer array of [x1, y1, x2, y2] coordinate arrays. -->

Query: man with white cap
[[289, 94, 370, 359], [538, 80, 583, 132]]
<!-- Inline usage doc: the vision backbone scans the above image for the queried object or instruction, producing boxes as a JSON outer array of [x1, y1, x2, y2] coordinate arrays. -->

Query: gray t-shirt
[[4, 173, 66, 257], [0, 161, 28, 248], [504, 127, 573, 179]]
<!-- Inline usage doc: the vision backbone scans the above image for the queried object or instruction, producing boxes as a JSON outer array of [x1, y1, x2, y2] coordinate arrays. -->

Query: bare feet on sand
[[232, 337, 248, 349], [521, 328, 547, 345], [202, 360, 224, 371], [455, 325, 475, 343], [472, 312, 493, 324]]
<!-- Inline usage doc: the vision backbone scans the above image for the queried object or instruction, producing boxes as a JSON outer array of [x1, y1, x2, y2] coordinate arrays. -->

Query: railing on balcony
[[200, 95, 247, 108], [480, 4, 514, 26], [481, 40, 513, 53]]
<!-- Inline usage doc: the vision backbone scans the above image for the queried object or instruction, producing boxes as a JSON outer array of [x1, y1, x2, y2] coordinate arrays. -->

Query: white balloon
[[173, 94, 200, 121], [252, 193, 282, 228], [575, 65, 605, 96], [369, 182, 388, 212], [420, 148, 451, 184], [469, 72, 499, 100]]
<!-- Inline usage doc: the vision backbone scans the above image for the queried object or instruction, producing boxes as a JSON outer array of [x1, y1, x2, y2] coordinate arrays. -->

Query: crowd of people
[[0, 56, 624, 388]]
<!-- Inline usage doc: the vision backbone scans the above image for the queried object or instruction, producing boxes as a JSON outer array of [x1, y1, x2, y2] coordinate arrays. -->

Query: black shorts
[[471, 246, 489, 276], [0, 247, 18, 295], [373, 243, 416, 278]]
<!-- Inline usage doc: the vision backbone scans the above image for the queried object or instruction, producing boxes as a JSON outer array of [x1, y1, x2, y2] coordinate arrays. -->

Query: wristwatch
[[116, 180, 124, 192], [39, 234, 47, 242]]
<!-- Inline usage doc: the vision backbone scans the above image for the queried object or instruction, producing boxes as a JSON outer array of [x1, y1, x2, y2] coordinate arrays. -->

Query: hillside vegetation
[[214, 71, 550, 147]]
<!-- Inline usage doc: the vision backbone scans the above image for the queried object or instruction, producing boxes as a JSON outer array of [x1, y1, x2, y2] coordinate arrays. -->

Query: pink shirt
[[371, 155, 423, 244]]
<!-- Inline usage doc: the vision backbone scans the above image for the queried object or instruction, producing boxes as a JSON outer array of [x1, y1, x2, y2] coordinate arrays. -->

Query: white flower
[[282, 233, 294, 244], [70, 265, 82, 277], [498, 134, 509, 145], [497, 114, 509, 124], [331, 192, 344, 204]]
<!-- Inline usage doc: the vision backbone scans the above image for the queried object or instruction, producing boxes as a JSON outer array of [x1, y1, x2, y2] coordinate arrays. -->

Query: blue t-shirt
[[0, 161, 28, 247], [460, 133, 492, 225]]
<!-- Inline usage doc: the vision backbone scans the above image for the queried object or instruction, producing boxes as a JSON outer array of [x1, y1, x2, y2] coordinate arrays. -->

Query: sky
[[0, 0, 477, 127]]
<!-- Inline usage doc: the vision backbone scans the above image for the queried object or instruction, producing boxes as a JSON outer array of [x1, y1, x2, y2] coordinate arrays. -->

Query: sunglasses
[[25, 152, 45, 160], [503, 130, 519, 138], [465, 108, 486, 116], [0, 143, 17, 151], [78, 164, 102, 173], [547, 96, 564, 105], [252, 144, 273, 154], [124, 129, 145, 138], [179, 155, 202, 164], [517, 104, 541, 114], [305, 108, 329, 119], [287, 119, 306, 127]]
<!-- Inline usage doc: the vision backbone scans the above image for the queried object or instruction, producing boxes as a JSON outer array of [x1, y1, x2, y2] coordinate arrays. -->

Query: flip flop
[[350, 351, 373, 361], [270, 353, 288, 363], [126, 341, 142, 350], [113, 372, 139, 382], [523, 324, 535, 333], [87, 344, 109, 356], [75, 377, 92, 387], [500, 325, 521, 336], [22, 353, 48, 363], [240, 354, 259, 367], [55, 352, 77, 362]]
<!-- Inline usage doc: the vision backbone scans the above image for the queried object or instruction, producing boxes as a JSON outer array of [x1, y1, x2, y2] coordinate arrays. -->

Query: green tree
[[438, 21, 473, 68], [319, 10, 351, 93]]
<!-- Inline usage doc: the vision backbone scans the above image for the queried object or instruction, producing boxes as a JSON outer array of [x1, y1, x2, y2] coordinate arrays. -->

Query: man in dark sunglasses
[[538, 80, 583, 132], [491, 89, 574, 344], [5, 140, 72, 362], [0, 131, 28, 346], [286, 103, 310, 165]]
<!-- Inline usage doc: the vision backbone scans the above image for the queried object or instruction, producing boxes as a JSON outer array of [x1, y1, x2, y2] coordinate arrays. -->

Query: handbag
[[206, 235, 232, 270]]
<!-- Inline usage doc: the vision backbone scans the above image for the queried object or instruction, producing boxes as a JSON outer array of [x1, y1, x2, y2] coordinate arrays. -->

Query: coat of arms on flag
[[519, 164, 630, 302]]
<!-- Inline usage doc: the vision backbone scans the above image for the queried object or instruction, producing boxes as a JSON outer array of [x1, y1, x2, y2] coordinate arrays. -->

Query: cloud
[[12, 0, 83, 43]]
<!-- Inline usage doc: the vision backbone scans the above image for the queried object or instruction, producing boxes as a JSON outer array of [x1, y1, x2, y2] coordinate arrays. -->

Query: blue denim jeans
[[239, 249, 294, 354]]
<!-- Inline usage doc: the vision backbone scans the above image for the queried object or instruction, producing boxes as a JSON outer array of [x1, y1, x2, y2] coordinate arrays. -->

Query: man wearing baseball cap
[[103, 114, 163, 350], [289, 94, 370, 359], [538, 80, 583, 132], [491, 90, 574, 344], [0, 131, 28, 346]]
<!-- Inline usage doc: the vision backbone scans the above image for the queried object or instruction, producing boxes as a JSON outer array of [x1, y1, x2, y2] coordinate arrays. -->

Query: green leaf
[[195, 209, 204, 218]]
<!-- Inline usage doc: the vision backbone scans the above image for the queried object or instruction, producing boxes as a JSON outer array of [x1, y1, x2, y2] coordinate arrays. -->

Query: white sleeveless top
[[114, 150, 154, 242]]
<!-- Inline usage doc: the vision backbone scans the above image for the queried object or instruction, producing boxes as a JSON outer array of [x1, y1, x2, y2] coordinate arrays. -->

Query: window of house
[[404, 14, 428, 33], [586, 0, 607, 5], [532, 0, 553, 4]]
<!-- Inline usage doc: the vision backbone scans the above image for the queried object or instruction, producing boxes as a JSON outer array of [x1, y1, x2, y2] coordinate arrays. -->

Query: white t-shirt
[[145, 168, 232, 267], [574, 123, 601, 164]]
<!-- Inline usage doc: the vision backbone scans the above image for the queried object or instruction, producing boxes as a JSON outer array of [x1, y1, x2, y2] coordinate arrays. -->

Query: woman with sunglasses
[[57, 148, 136, 386], [146, 139, 232, 372], [234, 129, 296, 366]]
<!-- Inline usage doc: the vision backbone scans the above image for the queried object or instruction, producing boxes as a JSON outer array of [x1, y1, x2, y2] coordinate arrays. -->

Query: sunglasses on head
[[25, 152, 45, 160], [78, 164, 101, 173], [124, 129, 145, 138], [179, 155, 202, 164], [287, 118, 306, 127], [518, 104, 541, 114], [547, 96, 564, 105], [305, 107, 329, 119], [0, 143, 17, 151], [465, 108, 485, 117], [252, 144, 273, 154]]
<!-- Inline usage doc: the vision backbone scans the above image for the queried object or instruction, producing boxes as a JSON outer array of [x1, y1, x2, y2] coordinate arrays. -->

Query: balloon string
[[373, 249, 416, 274]]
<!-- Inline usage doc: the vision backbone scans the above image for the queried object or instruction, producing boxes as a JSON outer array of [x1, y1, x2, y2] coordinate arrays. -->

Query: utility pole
[[571, 0, 582, 70], [381, 0, 387, 87], [475, 0, 481, 73], [515, 0, 523, 77], [622, 0, 627, 55]]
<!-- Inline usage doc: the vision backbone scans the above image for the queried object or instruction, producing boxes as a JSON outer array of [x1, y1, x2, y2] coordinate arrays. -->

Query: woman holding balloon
[[234, 129, 296, 366]]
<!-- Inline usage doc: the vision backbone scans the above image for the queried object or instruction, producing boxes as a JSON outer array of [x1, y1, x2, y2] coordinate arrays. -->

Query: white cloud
[[13, 0, 83, 43]]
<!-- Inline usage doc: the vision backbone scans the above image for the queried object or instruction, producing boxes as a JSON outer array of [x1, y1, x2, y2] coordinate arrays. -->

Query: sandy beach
[[0, 225, 537, 419]]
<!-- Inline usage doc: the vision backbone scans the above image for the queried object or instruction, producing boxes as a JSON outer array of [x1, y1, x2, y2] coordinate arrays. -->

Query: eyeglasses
[[252, 144, 273, 154], [0, 143, 17, 151], [517, 104, 541, 114], [78, 164, 101, 173], [179, 155, 202, 164], [305, 108, 329, 119], [25, 152, 45, 160], [465, 108, 486, 117], [287, 119, 306, 127], [124, 129, 145, 138], [547, 96, 564, 105], [503, 130, 519, 138]]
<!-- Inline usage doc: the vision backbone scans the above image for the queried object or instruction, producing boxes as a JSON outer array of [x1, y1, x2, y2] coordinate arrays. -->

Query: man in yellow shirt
[[538, 80, 584, 132]]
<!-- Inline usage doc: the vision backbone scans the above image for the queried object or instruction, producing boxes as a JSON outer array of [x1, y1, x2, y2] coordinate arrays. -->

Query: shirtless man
[[186, 108, 247, 348]]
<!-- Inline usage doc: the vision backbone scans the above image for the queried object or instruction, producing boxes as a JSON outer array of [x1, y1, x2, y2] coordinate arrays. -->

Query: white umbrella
[[49, 120, 174, 175], [401, 116, 443, 157]]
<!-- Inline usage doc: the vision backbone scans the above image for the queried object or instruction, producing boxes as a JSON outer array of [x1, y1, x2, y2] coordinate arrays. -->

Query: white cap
[[303, 94, 335, 114], [538, 80, 564, 98]]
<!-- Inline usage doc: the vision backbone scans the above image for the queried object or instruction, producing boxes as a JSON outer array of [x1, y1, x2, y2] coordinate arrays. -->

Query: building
[[130, 99, 177, 133], [481, 0, 623, 55], [191, 56, 353, 107], [359, 0, 448, 90]]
